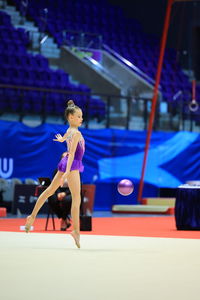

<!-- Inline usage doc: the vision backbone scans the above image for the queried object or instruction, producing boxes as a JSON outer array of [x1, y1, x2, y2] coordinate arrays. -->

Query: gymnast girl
[[25, 100, 85, 248]]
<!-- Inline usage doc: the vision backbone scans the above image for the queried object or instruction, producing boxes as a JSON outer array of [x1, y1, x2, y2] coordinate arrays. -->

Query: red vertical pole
[[192, 79, 196, 100], [137, 0, 174, 202]]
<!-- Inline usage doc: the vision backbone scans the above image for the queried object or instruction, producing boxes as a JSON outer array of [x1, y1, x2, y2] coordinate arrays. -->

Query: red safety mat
[[0, 217, 200, 239]]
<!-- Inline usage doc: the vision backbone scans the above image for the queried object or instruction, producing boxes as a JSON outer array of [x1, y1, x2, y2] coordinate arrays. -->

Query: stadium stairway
[[0, 1, 147, 129], [0, 1, 157, 100], [0, 0, 60, 59], [0, 3, 107, 124]]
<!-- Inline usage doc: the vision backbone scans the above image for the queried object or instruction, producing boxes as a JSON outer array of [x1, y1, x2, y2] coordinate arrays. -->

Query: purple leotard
[[57, 134, 85, 173]]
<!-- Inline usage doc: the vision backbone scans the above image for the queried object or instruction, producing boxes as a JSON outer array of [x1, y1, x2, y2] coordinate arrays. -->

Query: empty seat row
[[0, 10, 105, 118], [0, 88, 106, 118], [0, 53, 49, 69], [13, 0, 194, 105]]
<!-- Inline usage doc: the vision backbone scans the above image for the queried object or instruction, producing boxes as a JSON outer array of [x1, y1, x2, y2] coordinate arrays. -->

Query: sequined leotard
[[57, 132, 85, 173]]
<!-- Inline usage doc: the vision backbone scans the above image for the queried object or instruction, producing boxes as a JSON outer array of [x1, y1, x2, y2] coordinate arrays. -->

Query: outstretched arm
[[53, 131, 68, 142]]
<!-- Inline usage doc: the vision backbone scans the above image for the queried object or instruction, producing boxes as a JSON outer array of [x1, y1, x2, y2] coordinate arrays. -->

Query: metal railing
[[102, 44, 158, 89], [67, 46, 124, 89], [61, 30, 103, 49], [0, 84, 199, 132]]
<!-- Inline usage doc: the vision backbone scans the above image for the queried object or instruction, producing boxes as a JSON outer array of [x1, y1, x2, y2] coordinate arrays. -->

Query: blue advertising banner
[[0, 120, 200, 209]]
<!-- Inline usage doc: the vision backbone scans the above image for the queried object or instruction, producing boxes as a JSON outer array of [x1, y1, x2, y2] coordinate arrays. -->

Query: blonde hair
[[65, 100, 80, 120]]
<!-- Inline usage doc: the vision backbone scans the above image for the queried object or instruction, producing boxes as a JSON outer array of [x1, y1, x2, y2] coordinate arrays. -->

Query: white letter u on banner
[[0, 158, 14, 178]]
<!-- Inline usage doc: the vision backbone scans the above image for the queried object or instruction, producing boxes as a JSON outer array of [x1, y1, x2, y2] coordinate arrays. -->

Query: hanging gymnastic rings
[[188, 99, 199, 112]]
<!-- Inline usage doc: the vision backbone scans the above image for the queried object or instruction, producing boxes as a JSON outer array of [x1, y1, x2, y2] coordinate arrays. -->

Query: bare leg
[[25, 171, 63, 232], [67, 170, 81, 248]]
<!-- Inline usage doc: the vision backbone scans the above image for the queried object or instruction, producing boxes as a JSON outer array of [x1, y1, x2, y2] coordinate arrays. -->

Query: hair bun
[[67, 100, 75, 107]]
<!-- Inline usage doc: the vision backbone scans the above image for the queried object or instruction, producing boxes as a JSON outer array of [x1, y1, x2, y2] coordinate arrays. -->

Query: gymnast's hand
[[60, 171, 70, 187], [53, 134, 64, 142]]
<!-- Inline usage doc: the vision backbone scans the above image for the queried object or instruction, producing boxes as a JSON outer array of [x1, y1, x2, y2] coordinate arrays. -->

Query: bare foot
[[25, 215, 35, 233], [70, 230, 80, 248]]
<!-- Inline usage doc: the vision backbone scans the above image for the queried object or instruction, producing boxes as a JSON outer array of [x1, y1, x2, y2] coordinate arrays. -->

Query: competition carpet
[[1, 216, 200, 300], [1, 216, 200, 239]]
